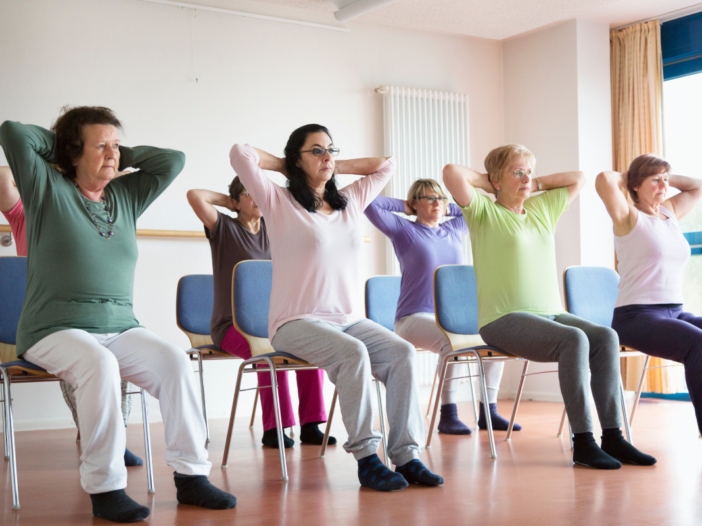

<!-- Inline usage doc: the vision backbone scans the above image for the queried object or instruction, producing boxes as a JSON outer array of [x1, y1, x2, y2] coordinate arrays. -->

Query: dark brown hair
[[627, 154, 671, 203], [51, 106, 122, 180], [228, 175, 246, 215]]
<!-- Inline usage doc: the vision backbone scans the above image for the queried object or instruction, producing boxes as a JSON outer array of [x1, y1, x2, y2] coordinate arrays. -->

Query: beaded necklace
[[74, 183, 115, 239]]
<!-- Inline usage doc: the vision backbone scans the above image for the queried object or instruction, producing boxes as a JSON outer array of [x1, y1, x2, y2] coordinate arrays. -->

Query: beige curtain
[[610, 20, 676, 394]]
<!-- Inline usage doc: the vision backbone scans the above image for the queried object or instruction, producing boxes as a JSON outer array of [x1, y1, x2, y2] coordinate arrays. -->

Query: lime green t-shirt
[[0, 121, 185, 356], [459, 186, 569, 330]]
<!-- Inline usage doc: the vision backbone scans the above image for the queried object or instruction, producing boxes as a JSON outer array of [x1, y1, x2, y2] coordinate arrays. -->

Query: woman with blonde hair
[[365, 178, 519, 434], [444, 144, 656, 469], [596, 154, 702, 436]]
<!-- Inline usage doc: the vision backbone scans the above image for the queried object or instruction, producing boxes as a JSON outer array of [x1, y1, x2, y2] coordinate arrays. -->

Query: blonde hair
[[484, 144, 536, 187], [406, 179, 447, 211]]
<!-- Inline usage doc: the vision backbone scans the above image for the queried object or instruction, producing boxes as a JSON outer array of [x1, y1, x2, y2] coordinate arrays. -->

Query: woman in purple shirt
[[365, 179, 519, 434]]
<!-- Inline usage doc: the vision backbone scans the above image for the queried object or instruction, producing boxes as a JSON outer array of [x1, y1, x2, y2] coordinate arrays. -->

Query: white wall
[[0, 0, 504, 430], [501, 19, 615, 402]]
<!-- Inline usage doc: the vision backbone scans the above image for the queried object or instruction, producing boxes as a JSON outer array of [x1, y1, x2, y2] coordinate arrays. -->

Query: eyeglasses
[[418, 196, 449, 204], [511, 169, 535, 179], [300, 148, 340, 157], [238, 191, 251, 198]]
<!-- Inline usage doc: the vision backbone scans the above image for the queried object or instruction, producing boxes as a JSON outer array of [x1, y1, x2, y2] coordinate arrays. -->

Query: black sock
[[395, 459, 444, 486], [478, 403, 522, 431], [262, 428, 294, 449], [90, 489, 150, 523], [437, 403, 472, 435], [174, 473, 237, 509], [357, 454, 408, 491], [300, 422, 337, 445], [572, 432, 622, 469], [124, 448, 143, 467], [601, 428, 657, 466]]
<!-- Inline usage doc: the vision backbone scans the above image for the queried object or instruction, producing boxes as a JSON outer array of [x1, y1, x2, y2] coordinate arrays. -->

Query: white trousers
[[24, 328, 211, 494], [394, 313, 504, 405]]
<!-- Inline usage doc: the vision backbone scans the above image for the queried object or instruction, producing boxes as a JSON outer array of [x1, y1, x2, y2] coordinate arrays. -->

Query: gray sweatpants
[[271, 318, 423, 466], [479, 312, 622, 434]]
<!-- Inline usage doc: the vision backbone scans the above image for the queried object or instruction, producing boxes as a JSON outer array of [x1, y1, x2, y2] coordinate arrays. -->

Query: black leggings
[[613, 304, 702, 435]]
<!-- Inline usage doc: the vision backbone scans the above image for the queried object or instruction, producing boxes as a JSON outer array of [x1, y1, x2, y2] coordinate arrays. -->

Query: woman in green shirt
[[443, 144, 656, 470], [0, 107, 235, 523]]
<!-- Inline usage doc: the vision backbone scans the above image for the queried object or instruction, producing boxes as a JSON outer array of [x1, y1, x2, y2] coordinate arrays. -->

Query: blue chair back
[[563, 266, 620, 327], [233, 260, 272, 339], [176, 275, 215, 335], [0, 257, 27, 345], [434, 265, 479, 335], [365, 276, 401, 331]]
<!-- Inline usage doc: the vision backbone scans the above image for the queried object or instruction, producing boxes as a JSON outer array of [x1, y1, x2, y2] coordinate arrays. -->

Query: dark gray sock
[[124, 448, 143, 467], [601, 428, 657, 466], [262, 428, 294, 448], [357, 454, 408, 491], [90, 489, 150, 523], [300, 422, 337, 445], [395, 459, 444, 486], [174, 473, 237, 509], [438, 403, 472, 435]]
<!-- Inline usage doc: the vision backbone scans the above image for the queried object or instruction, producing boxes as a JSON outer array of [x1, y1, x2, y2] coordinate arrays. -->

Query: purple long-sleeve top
[[365, 195, 469, 323]]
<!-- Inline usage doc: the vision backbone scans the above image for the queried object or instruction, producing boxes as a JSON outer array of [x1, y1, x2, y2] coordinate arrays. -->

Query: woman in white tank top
[[596, 154, 702, 437]]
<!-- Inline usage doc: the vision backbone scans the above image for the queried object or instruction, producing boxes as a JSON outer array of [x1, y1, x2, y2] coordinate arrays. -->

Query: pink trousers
[[220, 325, 327, 431]]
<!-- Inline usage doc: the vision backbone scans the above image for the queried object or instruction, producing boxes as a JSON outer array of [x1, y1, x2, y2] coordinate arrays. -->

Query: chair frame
[[0, 257, 154, 509], [425, 265, 560, 459], [0, 361, 155, 510], [176, 275, 260, 445], [220, 261, 389, 481], [560, 265, 638, 443]]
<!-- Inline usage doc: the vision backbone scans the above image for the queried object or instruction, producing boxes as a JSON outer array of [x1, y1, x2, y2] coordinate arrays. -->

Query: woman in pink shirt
[[597, 154, 702, 436], [230, 124, 443, 492]]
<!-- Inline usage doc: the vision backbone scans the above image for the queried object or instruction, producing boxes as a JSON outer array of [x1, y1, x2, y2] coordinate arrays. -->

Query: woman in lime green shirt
[[0, 107, 235, 523], [443, 144, 655, 470]]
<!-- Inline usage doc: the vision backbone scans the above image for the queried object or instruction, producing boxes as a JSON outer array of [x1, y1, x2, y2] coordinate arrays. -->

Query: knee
[[341, 340, 372, 373], [152, 343, 191, 377], [393, 339, 416, 368], [560, 328, 589, 359], [82, 347, 120, 378], [596, 327, 620, 359]]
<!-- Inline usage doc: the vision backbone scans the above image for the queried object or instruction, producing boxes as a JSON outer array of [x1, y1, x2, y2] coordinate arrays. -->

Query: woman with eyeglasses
[[596, 155, 702, 436], [365, 179, 520, 435], [444, 144, 656, 470], [230, 124, 442, 492], [187, 176, 335, 450]]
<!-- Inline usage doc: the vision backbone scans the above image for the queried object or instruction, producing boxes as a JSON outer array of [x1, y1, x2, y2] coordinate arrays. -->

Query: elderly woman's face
[[634, 170, 669, 205], [413, 187, 447, 224], [495, 156, 533, 200], [296, 132, 335, 186], [74, 124, 120, 183]]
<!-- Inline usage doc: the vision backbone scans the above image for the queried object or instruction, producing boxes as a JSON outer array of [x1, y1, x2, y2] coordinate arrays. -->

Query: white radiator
[[379, 85, 472, 385]]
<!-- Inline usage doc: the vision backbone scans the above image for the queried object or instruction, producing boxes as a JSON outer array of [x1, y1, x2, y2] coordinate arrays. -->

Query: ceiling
[[197, 0, 702, 40]]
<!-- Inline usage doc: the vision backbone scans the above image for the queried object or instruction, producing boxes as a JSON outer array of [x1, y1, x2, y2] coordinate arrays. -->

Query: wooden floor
[[1, 399, 700, 526]]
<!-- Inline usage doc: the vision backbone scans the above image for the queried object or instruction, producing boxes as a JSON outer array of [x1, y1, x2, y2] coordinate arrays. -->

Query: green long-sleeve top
[[0, 121, 185, 356]]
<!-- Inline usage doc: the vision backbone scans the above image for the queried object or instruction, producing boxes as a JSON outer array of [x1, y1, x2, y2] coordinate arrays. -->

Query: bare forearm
[[253, 148, 286, 174], [444, 164, 494, 194], [535, 171, 585, 191], [0, 166, 20, 212], [336, 157, 389, 176], [669, 174, 702, 192]]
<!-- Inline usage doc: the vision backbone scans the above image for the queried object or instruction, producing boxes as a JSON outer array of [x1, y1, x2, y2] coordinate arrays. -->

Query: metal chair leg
[[467, 362, 480, 424], [426, 356, 449, 448], [222, 361, 247, 468], [425, 365, 440, 418], [249, 389, 259, 428], [140, 389, 155, 494], [629, 355, 651, 428], [475, 354, 497, 459], [619, 378, 633, 444], [506, 360, 529, 441], [375, 380, 389, 467], [1, 386, 9, 460], [76, 429, 80, 442], [568, 422, 574, 451], [319, 389, 338, 458], [1, 367, 20, 509], [262, 357, 288, 481], [557, 406, 567, 437], [195, 351, 210, 445]]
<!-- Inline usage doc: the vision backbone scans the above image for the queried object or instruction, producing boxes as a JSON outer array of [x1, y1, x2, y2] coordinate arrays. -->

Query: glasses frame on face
[[299, 147, 341, 158], [511, 169, 535, 179], [418, 195, 449, 205], [237, 191, 251, 199]]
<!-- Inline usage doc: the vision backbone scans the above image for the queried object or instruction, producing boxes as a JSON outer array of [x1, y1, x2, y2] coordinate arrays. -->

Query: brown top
[[206, 212, 270, 347]]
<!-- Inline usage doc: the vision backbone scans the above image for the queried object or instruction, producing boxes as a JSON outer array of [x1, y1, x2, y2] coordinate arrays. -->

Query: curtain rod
[[613, 2, 702, 31]]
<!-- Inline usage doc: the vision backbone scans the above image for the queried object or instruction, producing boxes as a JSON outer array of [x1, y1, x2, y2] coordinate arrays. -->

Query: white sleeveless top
[[614, 205, 690, 308]]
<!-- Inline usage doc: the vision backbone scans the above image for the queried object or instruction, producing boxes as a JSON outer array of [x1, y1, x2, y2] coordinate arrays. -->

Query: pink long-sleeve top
[[229, 144, 394, 341]]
